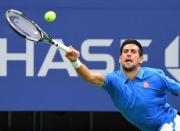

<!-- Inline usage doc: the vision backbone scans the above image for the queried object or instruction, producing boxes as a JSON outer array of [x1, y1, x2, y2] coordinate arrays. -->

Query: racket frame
[[5, 9, 70, 52]]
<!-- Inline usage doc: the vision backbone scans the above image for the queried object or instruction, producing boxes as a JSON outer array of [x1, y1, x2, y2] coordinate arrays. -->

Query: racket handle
[[52, 39, 70, 52]]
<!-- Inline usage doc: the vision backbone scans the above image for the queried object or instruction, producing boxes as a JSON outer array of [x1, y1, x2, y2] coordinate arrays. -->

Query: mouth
[[125, 59, 133, 64]]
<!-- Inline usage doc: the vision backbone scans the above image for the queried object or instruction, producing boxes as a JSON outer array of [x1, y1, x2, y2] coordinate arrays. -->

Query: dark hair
[[120, 39, 143, 56]]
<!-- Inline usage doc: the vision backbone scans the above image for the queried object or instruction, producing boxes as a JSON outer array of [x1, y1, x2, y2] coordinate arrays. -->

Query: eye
[[131, 49, 137, 54], [123, 49, 129, 53]]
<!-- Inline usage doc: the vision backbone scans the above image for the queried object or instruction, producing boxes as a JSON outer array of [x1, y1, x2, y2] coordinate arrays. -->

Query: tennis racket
[[5, 9, 70, 52]]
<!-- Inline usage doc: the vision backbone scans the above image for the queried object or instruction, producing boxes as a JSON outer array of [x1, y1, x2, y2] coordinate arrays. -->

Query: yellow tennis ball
[[44, 11, 56, 22]]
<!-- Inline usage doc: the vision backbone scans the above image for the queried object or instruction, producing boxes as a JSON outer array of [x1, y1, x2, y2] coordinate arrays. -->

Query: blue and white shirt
[[103, 67, 180, 131]]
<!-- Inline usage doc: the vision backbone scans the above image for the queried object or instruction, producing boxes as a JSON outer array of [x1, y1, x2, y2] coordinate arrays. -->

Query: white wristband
[[71, 59, 82, 69]]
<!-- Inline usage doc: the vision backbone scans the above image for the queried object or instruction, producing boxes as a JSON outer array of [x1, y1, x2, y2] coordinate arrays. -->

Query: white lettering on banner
[[81, 39, 115, 73], [38, 39, 77, 77], [165, 36, 180, 82], [0, 39, 34, 76], [0, 37, 179, 80]]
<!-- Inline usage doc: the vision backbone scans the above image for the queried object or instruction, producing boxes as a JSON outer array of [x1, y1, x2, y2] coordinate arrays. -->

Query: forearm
[[65, 46, 104, 87], [75, 63, 104, 87]]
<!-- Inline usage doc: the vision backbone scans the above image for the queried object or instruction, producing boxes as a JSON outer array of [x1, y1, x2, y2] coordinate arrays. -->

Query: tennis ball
[[44, 11, 56, 22]]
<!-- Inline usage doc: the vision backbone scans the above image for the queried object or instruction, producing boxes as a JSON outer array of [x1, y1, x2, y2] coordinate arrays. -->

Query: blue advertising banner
[[0, 0, 180, 111]]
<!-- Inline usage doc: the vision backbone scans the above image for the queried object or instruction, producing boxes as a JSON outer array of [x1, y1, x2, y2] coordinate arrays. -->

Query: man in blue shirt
[[65, 39, 180, 131]]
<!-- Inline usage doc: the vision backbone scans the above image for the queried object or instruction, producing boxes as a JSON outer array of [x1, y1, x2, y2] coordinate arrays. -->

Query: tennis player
[[65, 39, 180, 131]]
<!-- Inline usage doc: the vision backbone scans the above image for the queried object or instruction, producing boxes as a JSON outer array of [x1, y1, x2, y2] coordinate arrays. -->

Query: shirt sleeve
[[103, 72, 112, 90], [103, 72, 117, 97], [160, 71, 180, 95]]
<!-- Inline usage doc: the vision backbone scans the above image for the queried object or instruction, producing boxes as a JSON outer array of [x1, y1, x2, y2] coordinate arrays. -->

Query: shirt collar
[[120, 67, 144, 83], [136, 67, 144, 79]]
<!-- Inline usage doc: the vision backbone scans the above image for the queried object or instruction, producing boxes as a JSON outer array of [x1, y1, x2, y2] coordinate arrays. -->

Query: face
[[119, 44, 143, 72]]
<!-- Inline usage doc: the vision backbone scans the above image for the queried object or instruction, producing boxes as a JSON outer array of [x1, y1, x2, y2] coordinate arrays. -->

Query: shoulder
[[104, 70, 122, 82], [103, 70, 125, 90], [105, 70, 121, 78], [142, 67, 165, 76], [141, 67, 166, 81]]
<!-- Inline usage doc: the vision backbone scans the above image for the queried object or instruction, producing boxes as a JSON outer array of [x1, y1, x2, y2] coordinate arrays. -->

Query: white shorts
[[160, 114, 180, 131]]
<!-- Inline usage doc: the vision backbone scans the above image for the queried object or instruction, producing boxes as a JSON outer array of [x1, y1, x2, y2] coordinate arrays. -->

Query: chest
[[111, 78, 166, 108], [126, 79, 165, 98]]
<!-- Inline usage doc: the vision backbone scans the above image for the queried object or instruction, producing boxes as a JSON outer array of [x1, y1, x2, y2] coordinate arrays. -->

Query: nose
[[127, 52, 132, 57]]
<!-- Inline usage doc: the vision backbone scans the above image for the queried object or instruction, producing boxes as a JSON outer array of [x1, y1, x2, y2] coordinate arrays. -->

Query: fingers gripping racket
[[5, 9, 70, 52]]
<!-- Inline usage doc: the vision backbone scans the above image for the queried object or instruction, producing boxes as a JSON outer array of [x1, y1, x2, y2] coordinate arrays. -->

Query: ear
[[119, 56, 122, 64], [139, 56, 144, 64]]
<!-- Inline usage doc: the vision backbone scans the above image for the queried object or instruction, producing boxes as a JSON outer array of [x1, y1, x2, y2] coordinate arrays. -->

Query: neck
[[122, 66, 141, 80]]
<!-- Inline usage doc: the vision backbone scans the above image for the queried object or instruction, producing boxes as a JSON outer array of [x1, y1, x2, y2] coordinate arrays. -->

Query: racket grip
[[52, 39, 70, 52]]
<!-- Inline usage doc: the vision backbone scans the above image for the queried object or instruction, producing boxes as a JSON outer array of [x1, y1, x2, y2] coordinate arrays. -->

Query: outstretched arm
[[65, 46, 105, 87]]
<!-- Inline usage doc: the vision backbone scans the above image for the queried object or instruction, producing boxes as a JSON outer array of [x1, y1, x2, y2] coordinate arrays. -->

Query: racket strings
[[6, 10, 42, 41]]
